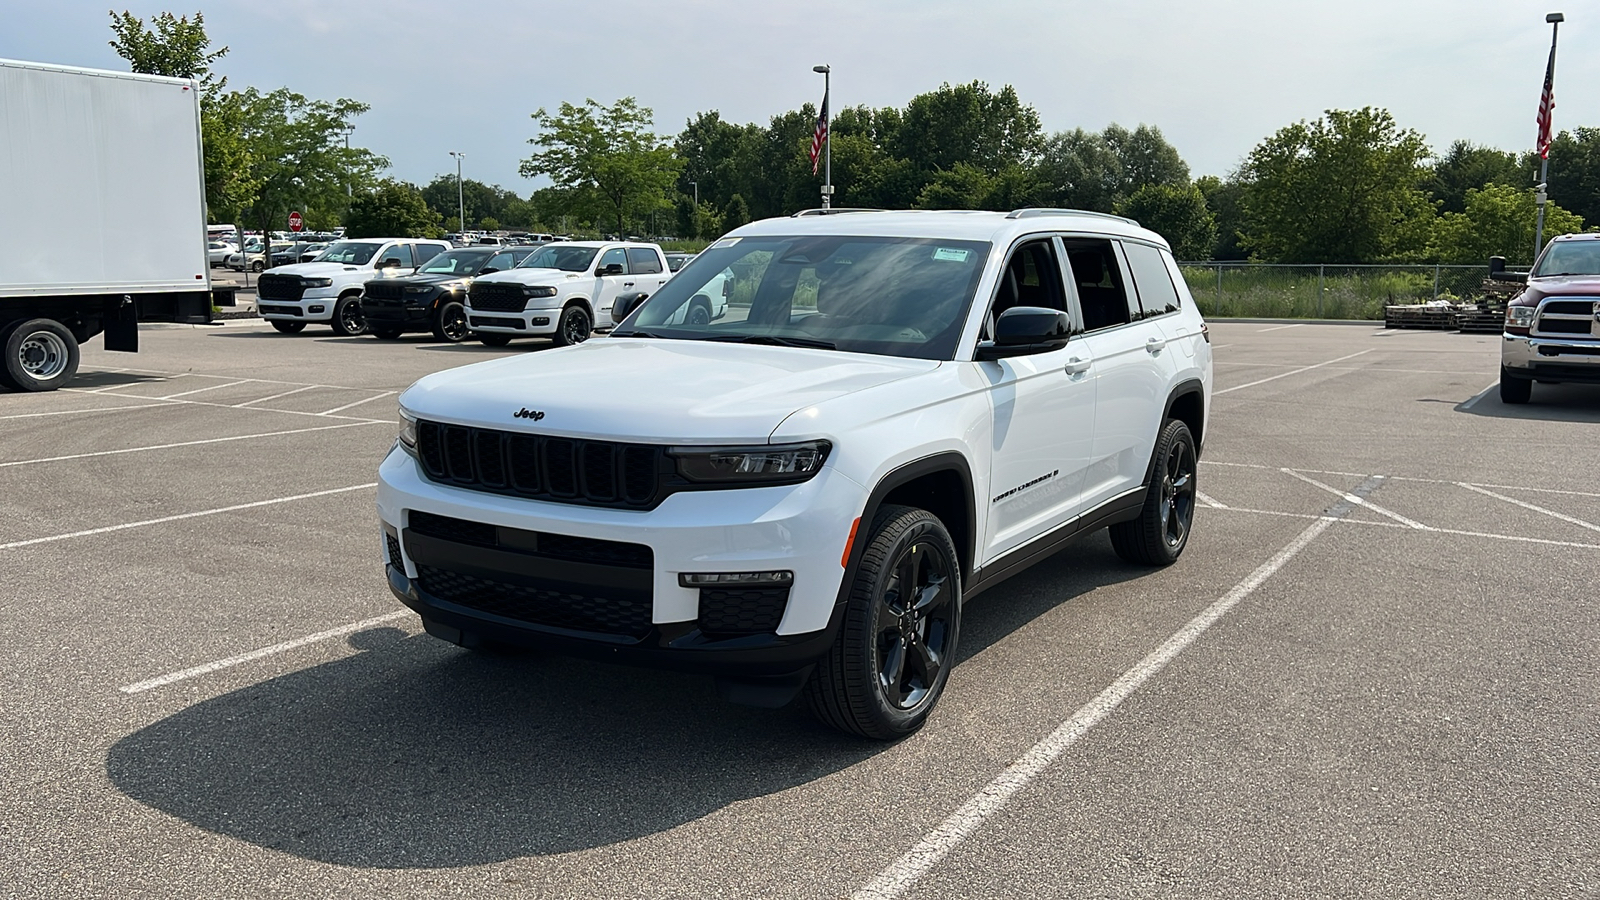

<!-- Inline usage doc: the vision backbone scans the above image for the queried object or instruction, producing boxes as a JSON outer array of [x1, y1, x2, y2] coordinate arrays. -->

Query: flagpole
[[814, 64, 833, 210], [1535, 11, 1564, 260]]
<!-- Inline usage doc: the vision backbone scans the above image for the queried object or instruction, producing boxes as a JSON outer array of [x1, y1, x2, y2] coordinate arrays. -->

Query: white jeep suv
[[257, 238, 450, 335], [378, 209, 1213, 739], [465, 241, 672, 347]]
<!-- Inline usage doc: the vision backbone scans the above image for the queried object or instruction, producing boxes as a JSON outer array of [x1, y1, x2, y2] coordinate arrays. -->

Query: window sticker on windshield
[[710, 237, 741, 249], [933, 248, 970, 262]]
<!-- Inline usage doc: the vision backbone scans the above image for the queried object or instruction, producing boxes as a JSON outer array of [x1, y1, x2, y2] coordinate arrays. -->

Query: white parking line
[[84, 373, 188, 393], [120, 610, 411, 694], [1458, 379, 1501, 411], [58, 388, 389, 424], [319, 391, 396, 416], [0, 421, 384, 469], [1455, 482, 1600, 534], [157, 379, 252, 400], [232, 384, 319, 407], [1202, 461, 1600, 500], [1255, 323, 1305, 333], [1281, 469, 1431, 530], [0, 403, 174, 421], [1195, 491, 1228, 509], [1213, 350, 1371, 395], [1200, 504, 1600, 548], [0, 483, 376, 551], [853, 477, 1382, 900]]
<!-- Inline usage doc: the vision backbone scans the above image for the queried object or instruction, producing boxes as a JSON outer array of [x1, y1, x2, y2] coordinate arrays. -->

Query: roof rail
[[792, 207, 883, 217], [1005, 208, 1140, 227]]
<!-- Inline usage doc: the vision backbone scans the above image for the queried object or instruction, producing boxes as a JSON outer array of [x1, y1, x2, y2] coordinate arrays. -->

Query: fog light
[[679, 571, 794, 587], [308, 304, 325, 314], [531, 316, 550, 326]]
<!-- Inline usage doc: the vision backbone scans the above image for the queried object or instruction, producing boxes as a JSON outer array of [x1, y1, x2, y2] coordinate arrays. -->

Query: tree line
[[113, 11, 1593, 265]]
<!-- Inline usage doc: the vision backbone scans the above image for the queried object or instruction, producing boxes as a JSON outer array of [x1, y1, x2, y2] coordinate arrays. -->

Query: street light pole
[[689, 180, 697, 207], [342, 126, 354, 197], [448, 151, 466, 237], [1534, 11, 1564, 260], [813, 64, 832, 210]]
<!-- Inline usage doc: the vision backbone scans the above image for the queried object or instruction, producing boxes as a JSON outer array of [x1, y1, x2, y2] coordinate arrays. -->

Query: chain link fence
[[1177, 263, 1489, 320]]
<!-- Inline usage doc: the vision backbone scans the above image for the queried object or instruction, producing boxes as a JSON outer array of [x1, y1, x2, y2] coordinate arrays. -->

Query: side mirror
[[1487, 256, 1527, 284], [478, 267, 499, 275], [599, 263, 625, 276], [612, 291, 649, 322], [975, 307, 1072, 361]]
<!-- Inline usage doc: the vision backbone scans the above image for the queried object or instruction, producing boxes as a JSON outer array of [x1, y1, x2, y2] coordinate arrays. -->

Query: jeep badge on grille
[[514, 408, 545, 421]]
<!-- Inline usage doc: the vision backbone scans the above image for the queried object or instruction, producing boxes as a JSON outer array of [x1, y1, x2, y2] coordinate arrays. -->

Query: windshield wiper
[[610, 329, 672, 339], [706, 334, 837, 350]]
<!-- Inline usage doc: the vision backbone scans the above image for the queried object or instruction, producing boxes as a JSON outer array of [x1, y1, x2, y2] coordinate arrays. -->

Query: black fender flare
[[834, 451, 978, 610], [1162, 378, 1207, 454]]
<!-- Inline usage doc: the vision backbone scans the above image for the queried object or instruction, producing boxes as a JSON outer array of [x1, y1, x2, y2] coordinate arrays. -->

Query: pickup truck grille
[[415, 420, 664, 509], [469, 282, 527, 312], [257, 274, 305, 301], [362, 281, 405, 302], [1534, 298, 1600, 339]]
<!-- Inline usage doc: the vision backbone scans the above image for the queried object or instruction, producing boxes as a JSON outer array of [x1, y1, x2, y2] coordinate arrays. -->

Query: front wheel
[[1110, 418, 1197, 566], [1500, 366, 1532, 404], [432, 300, 470, 343], [331, 295, 367, 336], [552, 305, 592, 347], [806, 505, 962, 740], [250, 260, 264, 272], [0, 318, 80, 392]]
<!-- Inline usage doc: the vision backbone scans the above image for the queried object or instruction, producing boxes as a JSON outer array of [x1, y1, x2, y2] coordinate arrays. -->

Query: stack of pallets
[[1383, 304, 1456, 330]]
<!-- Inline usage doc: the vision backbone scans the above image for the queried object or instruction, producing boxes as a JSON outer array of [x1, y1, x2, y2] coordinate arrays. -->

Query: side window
[[483, 251, 514, 272], [379, 243, 413, 268], [627, 247, 663, 274], [598, 247, 629, 274], [1122, 241, 1181, 318], [984, 239, 1069, 339], [1063, 240, 1133, 332], [413, 243, 444, 266]]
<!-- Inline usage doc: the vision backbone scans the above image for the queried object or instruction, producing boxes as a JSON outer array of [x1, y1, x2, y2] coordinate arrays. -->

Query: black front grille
[[469, 316, 525, 329], [257, 274, 305, 300], [470, 282, 527, 312], [408, 510, 651, 568], [698, 586, 790, 635], [1543, 300, 1596, 316], [416, 421, 665, 508], [1538, 317, 1593, 334], [416, 564, 652, 637], [363, 281, 405, 302], [258, 304, 300, 316]]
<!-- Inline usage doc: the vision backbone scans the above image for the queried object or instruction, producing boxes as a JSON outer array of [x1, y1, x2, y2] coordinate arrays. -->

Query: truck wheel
[[553, 305, 592, 347], [688, 297, 713, 326], [1, 318, 80, 392], [478, 333, 513, 347], [806, 504, 962, 740], [251, 260, 264, 272], [1109, 418, 1197, 566], [270, 321, 306, 334], [1499, 366, 1532, 404], [432, 301, 470, 343], [331, 295, 367, 336]]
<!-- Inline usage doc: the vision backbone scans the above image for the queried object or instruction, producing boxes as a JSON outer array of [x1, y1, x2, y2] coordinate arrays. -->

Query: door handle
[[1064, 357, 1092, 375], [623, 281, 635, 287], [1145, 336, 1167, 354]]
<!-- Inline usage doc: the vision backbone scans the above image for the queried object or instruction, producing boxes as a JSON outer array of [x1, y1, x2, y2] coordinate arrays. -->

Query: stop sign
[[288, 211, 303, 232]]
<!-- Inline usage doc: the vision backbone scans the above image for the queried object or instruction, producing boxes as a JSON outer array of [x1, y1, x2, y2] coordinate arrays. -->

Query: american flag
[[1536, 43, 1557, 160], [809, 90, 829, 175]]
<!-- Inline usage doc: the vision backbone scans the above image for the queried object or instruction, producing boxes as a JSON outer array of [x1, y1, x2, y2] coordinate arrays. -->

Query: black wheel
[[688, 297, 713, 326], [553, 305, 592, 347], [331, 295, 367, 336], [1500, 366, 1532, 404], [270, 320, 306, 334], [1110, 418, 1197, 566], [806, 505, 962, 740], [371, 327, 404, 340], [478, 333, 513, 347], [432, 300, 470, 343], [0, 318, 80, 392]]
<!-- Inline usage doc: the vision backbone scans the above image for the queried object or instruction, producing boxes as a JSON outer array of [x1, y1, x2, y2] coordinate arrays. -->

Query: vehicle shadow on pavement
[[1452, 383, 1600, 422], [64, 371, 168, 390]]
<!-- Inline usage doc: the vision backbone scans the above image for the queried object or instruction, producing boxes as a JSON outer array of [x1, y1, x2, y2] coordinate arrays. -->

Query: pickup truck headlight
[[671, 441, 831, 484], [522, 285, 558, 298], [397, 410, 418, 455], [1506, 306, 1536, 329], [303, 277, 333, 288]]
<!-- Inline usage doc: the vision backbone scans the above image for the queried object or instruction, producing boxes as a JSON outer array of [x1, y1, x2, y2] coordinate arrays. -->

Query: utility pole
[[342, 126, 354, 198], [448, 151, 466, 237], [1534, 12, 1564, 260], [813, 64, 832, 209]]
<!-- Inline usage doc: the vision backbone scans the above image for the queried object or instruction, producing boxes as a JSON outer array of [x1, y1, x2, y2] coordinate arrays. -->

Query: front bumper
[[258, 290, 338, 322], [1502, 333, 1600, 383], [363, 298, 435, 328], [465, 305, 559, 335], [376, 445, 867, 674]]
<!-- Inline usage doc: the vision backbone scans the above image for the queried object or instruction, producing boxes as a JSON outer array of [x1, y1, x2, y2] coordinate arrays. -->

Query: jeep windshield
[[316, 241, 383, 265], [517, 245, 598, 272], [418, 248, 495, 275], [619, 235, 990, 360]]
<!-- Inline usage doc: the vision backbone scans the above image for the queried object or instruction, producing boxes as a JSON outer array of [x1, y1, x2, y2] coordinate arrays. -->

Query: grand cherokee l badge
[[513, 408, 546, 421]]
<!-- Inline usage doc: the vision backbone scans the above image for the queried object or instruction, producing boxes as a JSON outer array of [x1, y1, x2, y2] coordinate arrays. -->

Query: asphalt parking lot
[[2, 319, 1597, 899]]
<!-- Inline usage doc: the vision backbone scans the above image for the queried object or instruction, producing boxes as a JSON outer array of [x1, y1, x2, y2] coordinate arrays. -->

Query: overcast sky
[[6, 1, 1595, 198]]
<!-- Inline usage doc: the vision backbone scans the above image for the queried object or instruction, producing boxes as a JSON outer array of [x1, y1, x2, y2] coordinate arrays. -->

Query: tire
[[805, 504, 962, 740], [688, 297, 713, 326], [431, 300, 470, 343], [552, 304, 592, 347], [250, 260, 264, 272], [331, 294, 367, 336], [1109, 418, 1198, 566], [478, 333, 513, 347], [1500, 366, 1532, 404], [270, 320, 306, 334], [1, 318, 80, 392], [371, 327, 404, 340]]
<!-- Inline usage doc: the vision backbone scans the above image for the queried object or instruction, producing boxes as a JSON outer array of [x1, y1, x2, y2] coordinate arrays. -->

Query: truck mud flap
[[104, 296, 139, 352]]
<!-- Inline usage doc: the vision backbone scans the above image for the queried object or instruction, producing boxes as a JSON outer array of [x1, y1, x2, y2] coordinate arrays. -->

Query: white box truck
[[0, 58, 216, 391]]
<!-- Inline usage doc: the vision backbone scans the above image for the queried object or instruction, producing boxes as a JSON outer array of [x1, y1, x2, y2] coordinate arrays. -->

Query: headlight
[[522, 285, 558, 298], [398, 410, 418, 455], [404, 285, 435, 295], [671, 441, 831, 484], [1506, 306, 1536, 328], [304, 277, 333, 288]]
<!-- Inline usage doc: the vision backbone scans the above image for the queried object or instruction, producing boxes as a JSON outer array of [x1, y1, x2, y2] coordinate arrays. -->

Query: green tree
[[1428, 183, 1583, 266], [478, 216, 501, 232], [1542, 128, 1600, 228], [1425, 140, 1525, 214], [674, 193, 698, 238], [895, 82, 1043, 177], [1116, 184, 1217, 260], [1239, 107, 1433, 262], [520, 97, 683, 237], [1102, 124, 1190, 197], [916, 163, 994, 209], [344, 180, 443, 239], [1196, 175, 1248, 260], [723, 194, 750, 231], [1034, 129, 1121, 212], [694, 203, 724, 240]]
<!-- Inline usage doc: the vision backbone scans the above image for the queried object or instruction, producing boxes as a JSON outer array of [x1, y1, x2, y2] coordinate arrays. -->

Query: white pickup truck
[[256, 238, 450, 335], [465, 242, 672, 346]]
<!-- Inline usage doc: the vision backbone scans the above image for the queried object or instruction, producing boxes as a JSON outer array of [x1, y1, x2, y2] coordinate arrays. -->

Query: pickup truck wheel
[[1, 318, 80, 392], [688, 297, 713, 326], [331, 295, 367, 336], [806, 504, 962, 740], [1500, 366, 1532, 404], [553, 305, 592, 346], [270, 321, 306, 334], [432, 301, 470, 342], [1110, 418, 1197, 566], [478, 333, 513, 347]]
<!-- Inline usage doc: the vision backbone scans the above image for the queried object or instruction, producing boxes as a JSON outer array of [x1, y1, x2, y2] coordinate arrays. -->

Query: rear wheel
[[432, 300, 470, 343], [477, 333, 513, 347], [270, 320, 306, 334], [0, 318, 80, 392], [688, 297, 713, 326], [1109, 418, 1197, 566], [331, 295, 367, 336], [553, 305, 592, 347], [1500, 366, 1532, 404]]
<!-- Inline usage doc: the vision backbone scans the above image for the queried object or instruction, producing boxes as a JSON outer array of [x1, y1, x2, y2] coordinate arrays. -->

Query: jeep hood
[[400, 339, 940, 443]]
